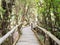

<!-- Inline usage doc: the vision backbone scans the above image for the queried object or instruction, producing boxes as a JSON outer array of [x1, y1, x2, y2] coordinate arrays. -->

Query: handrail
[[0, 23, 22, 45], [36, 25, 60, 45]]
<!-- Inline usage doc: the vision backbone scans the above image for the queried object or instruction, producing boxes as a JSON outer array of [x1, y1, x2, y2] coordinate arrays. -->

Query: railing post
[[44, 34, 50, 45], [31, 23, 33, 30], [37, 25, 60, 45], [0, 23, 22, 45], [17, 24, 22, 36]]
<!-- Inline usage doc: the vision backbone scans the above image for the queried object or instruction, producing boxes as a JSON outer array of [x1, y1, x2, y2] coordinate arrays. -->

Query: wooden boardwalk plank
[[16, 26, 40, 45]]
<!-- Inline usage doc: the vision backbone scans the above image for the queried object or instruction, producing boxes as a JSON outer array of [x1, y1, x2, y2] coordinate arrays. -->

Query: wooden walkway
[[16, 26, 40, 45]]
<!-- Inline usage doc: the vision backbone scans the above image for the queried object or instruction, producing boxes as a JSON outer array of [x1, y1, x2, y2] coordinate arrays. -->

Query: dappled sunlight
[[0, 0, 60, 45]]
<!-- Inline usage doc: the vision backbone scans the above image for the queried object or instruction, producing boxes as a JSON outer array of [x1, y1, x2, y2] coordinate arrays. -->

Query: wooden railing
[[32, 24, 60, 45], [0, 23, 22, 45]]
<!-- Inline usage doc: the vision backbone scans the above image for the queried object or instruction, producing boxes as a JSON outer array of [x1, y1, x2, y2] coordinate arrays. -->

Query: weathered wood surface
[[0, 25, 18, 45], [16, 26, 40, 45], [37, 25, 60, 45], [0, 23, 22, 45]]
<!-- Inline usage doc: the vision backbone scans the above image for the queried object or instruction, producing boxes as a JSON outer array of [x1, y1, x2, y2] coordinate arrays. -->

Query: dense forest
[[0, 0, 60, 45]]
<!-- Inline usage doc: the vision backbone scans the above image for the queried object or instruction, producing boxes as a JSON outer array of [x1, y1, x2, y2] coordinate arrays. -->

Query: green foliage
[[0, 7, 3, 13], [55, 0, 60, 1], [35, 0, 60, 39], [0, 0, 60, 40], [0, 7, 5, 14], [0, 7, 5, 19], [0, 7, 5, 28]]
